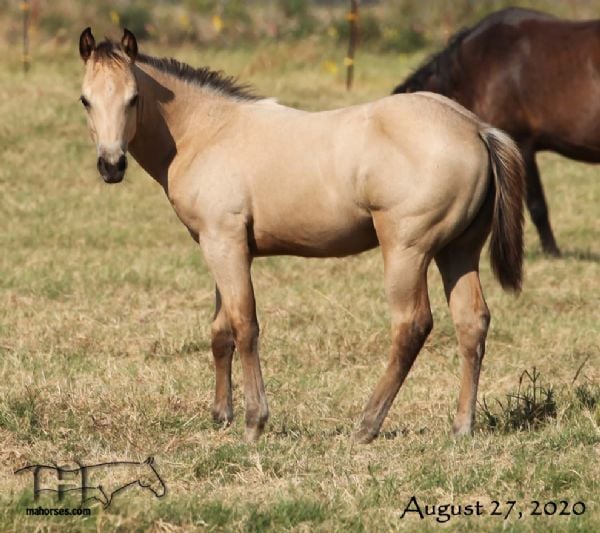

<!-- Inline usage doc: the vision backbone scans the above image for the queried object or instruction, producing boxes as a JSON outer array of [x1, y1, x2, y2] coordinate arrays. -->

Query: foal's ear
[[79, 27, 95, 62], [121, 28, 138, 63]]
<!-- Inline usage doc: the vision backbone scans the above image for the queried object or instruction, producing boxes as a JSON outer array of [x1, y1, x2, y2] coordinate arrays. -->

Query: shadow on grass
[[379, 428, 410, 440], [525, 247, 600, 263]]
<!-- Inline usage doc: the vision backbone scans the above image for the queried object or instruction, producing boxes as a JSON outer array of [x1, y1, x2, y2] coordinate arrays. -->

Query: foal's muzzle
[[97, 155, 127, 184]]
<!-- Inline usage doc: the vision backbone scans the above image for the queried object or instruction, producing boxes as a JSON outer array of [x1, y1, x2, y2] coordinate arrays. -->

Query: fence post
[[21, 0, 30, 73], [345, 0, 359, 90]]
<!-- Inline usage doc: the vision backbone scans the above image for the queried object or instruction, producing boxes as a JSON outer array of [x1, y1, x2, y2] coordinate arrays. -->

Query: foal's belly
[[250, 216, 379, 258]]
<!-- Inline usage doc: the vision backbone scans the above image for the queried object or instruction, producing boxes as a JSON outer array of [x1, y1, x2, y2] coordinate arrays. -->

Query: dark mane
[[93, 40, 124, 62], [137, 53, 261, 101], [93, 39, 261, 101], [393, 7, 555, 96], [392, 28, 470, 95]]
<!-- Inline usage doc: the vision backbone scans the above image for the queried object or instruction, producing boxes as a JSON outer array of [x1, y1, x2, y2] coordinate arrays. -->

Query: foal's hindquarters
[[350, 97, 495, 442], [204, 94, 523, 443], [354, 181, 495, 442]]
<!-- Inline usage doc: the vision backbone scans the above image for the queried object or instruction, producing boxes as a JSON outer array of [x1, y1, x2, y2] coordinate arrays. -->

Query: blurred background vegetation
[[2, 0, 599, 56]]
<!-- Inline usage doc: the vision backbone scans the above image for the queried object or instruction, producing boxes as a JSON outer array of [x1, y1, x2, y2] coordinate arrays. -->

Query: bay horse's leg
[[200, 232, 268, 442], [522, 147, 561, 256], [435, 247, 490, 436], [355, 243, 433, 444], [211, 286, 234, 425]]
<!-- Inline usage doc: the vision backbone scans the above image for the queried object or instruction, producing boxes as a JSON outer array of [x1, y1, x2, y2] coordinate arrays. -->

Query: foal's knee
[[415, 310, 434, 339], [230, 319, 259, 353], [211, 315, 234, 357]]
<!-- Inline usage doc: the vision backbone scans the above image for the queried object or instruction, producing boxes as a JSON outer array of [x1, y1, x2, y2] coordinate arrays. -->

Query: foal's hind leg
[[355, 246, 433, 444], [435, 247, 490, 436], [211, 286, 234, 425]]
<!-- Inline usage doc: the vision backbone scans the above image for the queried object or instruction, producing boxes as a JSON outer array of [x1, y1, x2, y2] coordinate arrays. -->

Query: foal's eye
[[80, 95, 90, 109], [128, 94, 139, 107]]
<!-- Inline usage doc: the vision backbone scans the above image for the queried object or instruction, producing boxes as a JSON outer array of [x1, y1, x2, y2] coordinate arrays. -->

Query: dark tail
[[479, 127, 525, 292]]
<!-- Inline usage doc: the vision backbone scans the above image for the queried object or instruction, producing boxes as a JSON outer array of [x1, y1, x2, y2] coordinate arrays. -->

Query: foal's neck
[[128, 63, 237, 191]]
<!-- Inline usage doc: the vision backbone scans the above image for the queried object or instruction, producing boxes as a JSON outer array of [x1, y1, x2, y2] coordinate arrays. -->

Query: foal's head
[[79, 28, 139, 183]]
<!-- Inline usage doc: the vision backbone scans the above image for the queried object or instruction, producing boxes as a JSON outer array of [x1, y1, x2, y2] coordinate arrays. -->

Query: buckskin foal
[[78, 28, 524, 443]]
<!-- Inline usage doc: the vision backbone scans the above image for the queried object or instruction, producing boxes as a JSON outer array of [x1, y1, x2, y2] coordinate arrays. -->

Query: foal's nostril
[[117, 155, 127, 172], [97, 155, 125, 183], [97, 157, 107, 174]]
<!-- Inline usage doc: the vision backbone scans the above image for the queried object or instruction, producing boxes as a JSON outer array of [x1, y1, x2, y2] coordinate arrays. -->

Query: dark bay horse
[[394, 7, 600, 256], [78, 28, 524, 443]]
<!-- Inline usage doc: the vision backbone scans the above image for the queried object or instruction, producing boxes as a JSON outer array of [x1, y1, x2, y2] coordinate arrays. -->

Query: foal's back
[[217, 93, 490, 258]]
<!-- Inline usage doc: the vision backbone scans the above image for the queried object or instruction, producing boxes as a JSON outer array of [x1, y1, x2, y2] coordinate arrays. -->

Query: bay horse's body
[[78, 29, 524, 443], [394, 7, 600, 256]]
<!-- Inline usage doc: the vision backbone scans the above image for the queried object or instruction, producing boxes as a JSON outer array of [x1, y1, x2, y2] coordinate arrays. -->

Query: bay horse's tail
[[479, 127, 525, 292]]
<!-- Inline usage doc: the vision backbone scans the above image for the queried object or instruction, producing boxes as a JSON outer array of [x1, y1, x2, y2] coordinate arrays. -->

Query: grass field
[[0, 37, 598, 531]]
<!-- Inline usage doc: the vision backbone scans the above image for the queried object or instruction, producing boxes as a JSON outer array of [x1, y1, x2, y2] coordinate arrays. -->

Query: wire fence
[[3, 0, 599, 51]]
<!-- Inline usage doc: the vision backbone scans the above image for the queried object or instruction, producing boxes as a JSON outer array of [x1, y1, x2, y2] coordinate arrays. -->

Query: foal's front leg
[[211, 286, 234, 425], [201, 228, 269, 442]]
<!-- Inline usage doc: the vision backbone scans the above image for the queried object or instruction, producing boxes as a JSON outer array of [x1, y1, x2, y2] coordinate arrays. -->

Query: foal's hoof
[[211, 408, 233, 427], [352, 427, 378, 445], [244, 425, 265, 443], [451, 421, 473, 438]]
